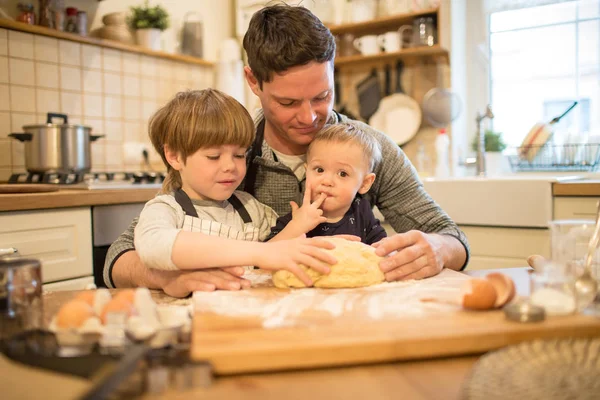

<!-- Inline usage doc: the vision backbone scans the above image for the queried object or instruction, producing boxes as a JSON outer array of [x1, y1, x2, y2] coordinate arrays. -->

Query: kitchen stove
[[8, 171, 164, 190]]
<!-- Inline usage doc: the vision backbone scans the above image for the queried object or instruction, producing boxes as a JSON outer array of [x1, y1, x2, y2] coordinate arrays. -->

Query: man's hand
[[152, 266, 251, 298], [373, 231, 449, 281], [257, 237, 337, 286]]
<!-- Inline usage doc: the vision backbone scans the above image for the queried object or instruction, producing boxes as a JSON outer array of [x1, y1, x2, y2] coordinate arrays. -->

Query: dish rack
[[508, 143, 600, 172]]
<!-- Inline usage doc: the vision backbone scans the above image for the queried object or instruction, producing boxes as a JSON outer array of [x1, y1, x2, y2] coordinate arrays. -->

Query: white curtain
[[484, 0, 575, 13]]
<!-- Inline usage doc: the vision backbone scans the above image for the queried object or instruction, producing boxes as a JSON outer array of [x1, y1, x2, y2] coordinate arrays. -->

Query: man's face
[[245, 61, 335, 155]]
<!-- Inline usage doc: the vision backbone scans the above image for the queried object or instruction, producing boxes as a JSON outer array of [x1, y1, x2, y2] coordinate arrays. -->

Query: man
[[103, 4, 469, 297]]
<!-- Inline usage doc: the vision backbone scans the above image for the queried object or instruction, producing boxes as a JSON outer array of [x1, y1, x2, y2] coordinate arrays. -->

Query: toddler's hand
[[258, 237, 337, 286], [289, 183, 327, 233]]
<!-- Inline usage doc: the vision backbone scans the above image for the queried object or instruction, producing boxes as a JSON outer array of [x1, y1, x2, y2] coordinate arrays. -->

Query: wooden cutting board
[[191, 269, 600, 375]]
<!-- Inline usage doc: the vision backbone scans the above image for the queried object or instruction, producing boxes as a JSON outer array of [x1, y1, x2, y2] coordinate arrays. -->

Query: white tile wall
[[0, 29, 7, 56], [0, 140, 11, 166], [60, 66, 82, 91], [0, 56, 8, 83], [9, 59, 35, 86], [0, 84, 10, 111], [58, 40, 81, 66], [36, 63, 59, 89], [0, 112, 9, 138], [103, 72, 122, 96], [0, 29, 213, 178], [36, 88, 59, 112], [10, 113, 36, 131], [81, 44, 101, 70], [34, 36, 58, 63], [61, 92, 83, 116], [8, 31, 34, 60], [9, 86, 35, 113]]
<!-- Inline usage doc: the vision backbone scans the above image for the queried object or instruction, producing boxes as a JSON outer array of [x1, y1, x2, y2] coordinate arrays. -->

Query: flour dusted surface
[[193, 268, 470, 328]]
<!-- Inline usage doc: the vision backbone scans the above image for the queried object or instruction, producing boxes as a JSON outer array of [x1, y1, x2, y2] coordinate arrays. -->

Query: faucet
[[475, 105, 494, 177]]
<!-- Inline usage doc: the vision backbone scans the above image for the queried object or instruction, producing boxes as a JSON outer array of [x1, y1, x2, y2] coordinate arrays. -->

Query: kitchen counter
[[553, 180, 600, 196], [0, 188, 159, 212], [29, 268, 598, 400], [0, 180, 597, 213]]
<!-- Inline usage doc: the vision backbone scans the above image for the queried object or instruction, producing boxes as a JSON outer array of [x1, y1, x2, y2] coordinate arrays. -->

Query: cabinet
[[554, 197, 599, 220], [460, 226, 550, 271], [0, 207, 93, 286]]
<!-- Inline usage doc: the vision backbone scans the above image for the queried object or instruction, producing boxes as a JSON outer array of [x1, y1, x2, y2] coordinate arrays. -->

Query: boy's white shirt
[[134, 190, 278, 270]]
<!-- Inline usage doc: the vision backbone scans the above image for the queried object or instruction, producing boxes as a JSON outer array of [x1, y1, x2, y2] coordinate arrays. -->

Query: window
[[488, 0, 599, 148]]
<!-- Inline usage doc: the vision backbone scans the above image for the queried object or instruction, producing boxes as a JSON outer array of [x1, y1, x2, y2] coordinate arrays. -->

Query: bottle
[[435, 128, 450, 178], [415, 140, 432, 177], [64, 7, 78, 33]]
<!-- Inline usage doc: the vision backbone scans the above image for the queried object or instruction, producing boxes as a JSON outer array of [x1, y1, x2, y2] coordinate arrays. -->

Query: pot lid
[[22, 123, 93, 130]]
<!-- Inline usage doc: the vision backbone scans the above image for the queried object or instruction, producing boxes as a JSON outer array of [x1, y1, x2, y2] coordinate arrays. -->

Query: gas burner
[[7, 171, 166, 189], [9, 172, 86, 184]]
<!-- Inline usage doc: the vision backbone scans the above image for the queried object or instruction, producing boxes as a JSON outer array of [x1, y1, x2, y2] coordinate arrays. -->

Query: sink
[[421, 175, 581, 228]]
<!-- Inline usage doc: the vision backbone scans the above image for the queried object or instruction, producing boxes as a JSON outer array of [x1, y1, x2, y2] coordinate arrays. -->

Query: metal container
[[9, 113, 104, 174], [0, 254, 44, 340]]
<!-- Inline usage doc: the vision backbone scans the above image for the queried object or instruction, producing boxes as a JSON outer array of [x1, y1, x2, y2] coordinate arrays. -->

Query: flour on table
[[193, 268, 469, 328]]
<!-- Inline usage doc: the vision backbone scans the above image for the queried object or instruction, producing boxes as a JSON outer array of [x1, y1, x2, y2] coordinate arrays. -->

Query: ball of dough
[[272, 237, 385, 289]]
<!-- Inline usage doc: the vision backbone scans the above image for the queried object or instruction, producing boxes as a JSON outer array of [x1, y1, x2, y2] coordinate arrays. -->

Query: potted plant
[[128, 1, 169, 51], [471, 130, 508, 175]]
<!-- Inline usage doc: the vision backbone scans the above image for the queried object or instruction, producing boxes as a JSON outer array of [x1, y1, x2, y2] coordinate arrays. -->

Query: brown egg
[[101, 297, 136, 324], [461, 279, 497, 310], [74, 290, 96, 306], [113, 289, 136, 304], [485, 272, 516, 308], [56, 300, 95, 329]]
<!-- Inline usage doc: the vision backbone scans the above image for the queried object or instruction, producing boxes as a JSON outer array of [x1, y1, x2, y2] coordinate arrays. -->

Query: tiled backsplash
[[0, 28, 213, 181]]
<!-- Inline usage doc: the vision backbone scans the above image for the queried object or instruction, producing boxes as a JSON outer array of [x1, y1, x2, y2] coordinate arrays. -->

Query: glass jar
[[529, 264, 578, 316], [0, 256, 44, 340], [16, 3, 36, 25]]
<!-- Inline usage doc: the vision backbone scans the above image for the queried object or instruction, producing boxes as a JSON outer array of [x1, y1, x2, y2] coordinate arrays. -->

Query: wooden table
[[35, 267, 600, 399]]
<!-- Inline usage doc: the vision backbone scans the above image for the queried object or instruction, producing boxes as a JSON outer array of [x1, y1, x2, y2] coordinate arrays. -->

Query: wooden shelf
[[327, 8, 439, 37], [334, 45, 448, 68], [0, 19, 213, 66]]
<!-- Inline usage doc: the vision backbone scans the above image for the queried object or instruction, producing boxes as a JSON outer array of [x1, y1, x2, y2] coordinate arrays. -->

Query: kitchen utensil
[[519, 101, 578, 162], [0, 256, 44, 340], [334, 71, 358, 120], [356, 69, 381, 121], [9, 113, 104, 174], [574, 201, 600, 310], [181, 12, 204, 58], [369, 61, 421, 145], [422, 63, 461, 128]]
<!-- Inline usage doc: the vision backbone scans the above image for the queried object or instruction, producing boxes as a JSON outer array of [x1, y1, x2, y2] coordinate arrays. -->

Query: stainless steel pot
[[9, 113, 104, 174]]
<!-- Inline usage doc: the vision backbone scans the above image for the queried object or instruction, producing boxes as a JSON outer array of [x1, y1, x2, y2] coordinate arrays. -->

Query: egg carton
[[508, 143, 600, 172], [49, 288, 192, 352]]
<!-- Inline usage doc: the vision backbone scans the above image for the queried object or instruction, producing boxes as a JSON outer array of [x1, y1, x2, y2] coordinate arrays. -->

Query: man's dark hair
[[243, 4, 336, 88]]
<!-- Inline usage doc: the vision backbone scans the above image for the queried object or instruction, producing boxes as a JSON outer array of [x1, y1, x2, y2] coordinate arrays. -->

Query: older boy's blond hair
[[308, 123, 382, 172], [148, 89, 255, 193]]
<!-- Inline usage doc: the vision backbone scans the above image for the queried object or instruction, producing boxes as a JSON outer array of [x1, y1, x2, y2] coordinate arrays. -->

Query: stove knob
[[147, 172, 157, 183], [133, 173, 144, 184]]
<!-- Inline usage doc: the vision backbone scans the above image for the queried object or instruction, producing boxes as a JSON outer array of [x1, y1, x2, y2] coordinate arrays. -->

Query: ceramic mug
[[353, 35, 379, 55], [377, 31, 400, 53]]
